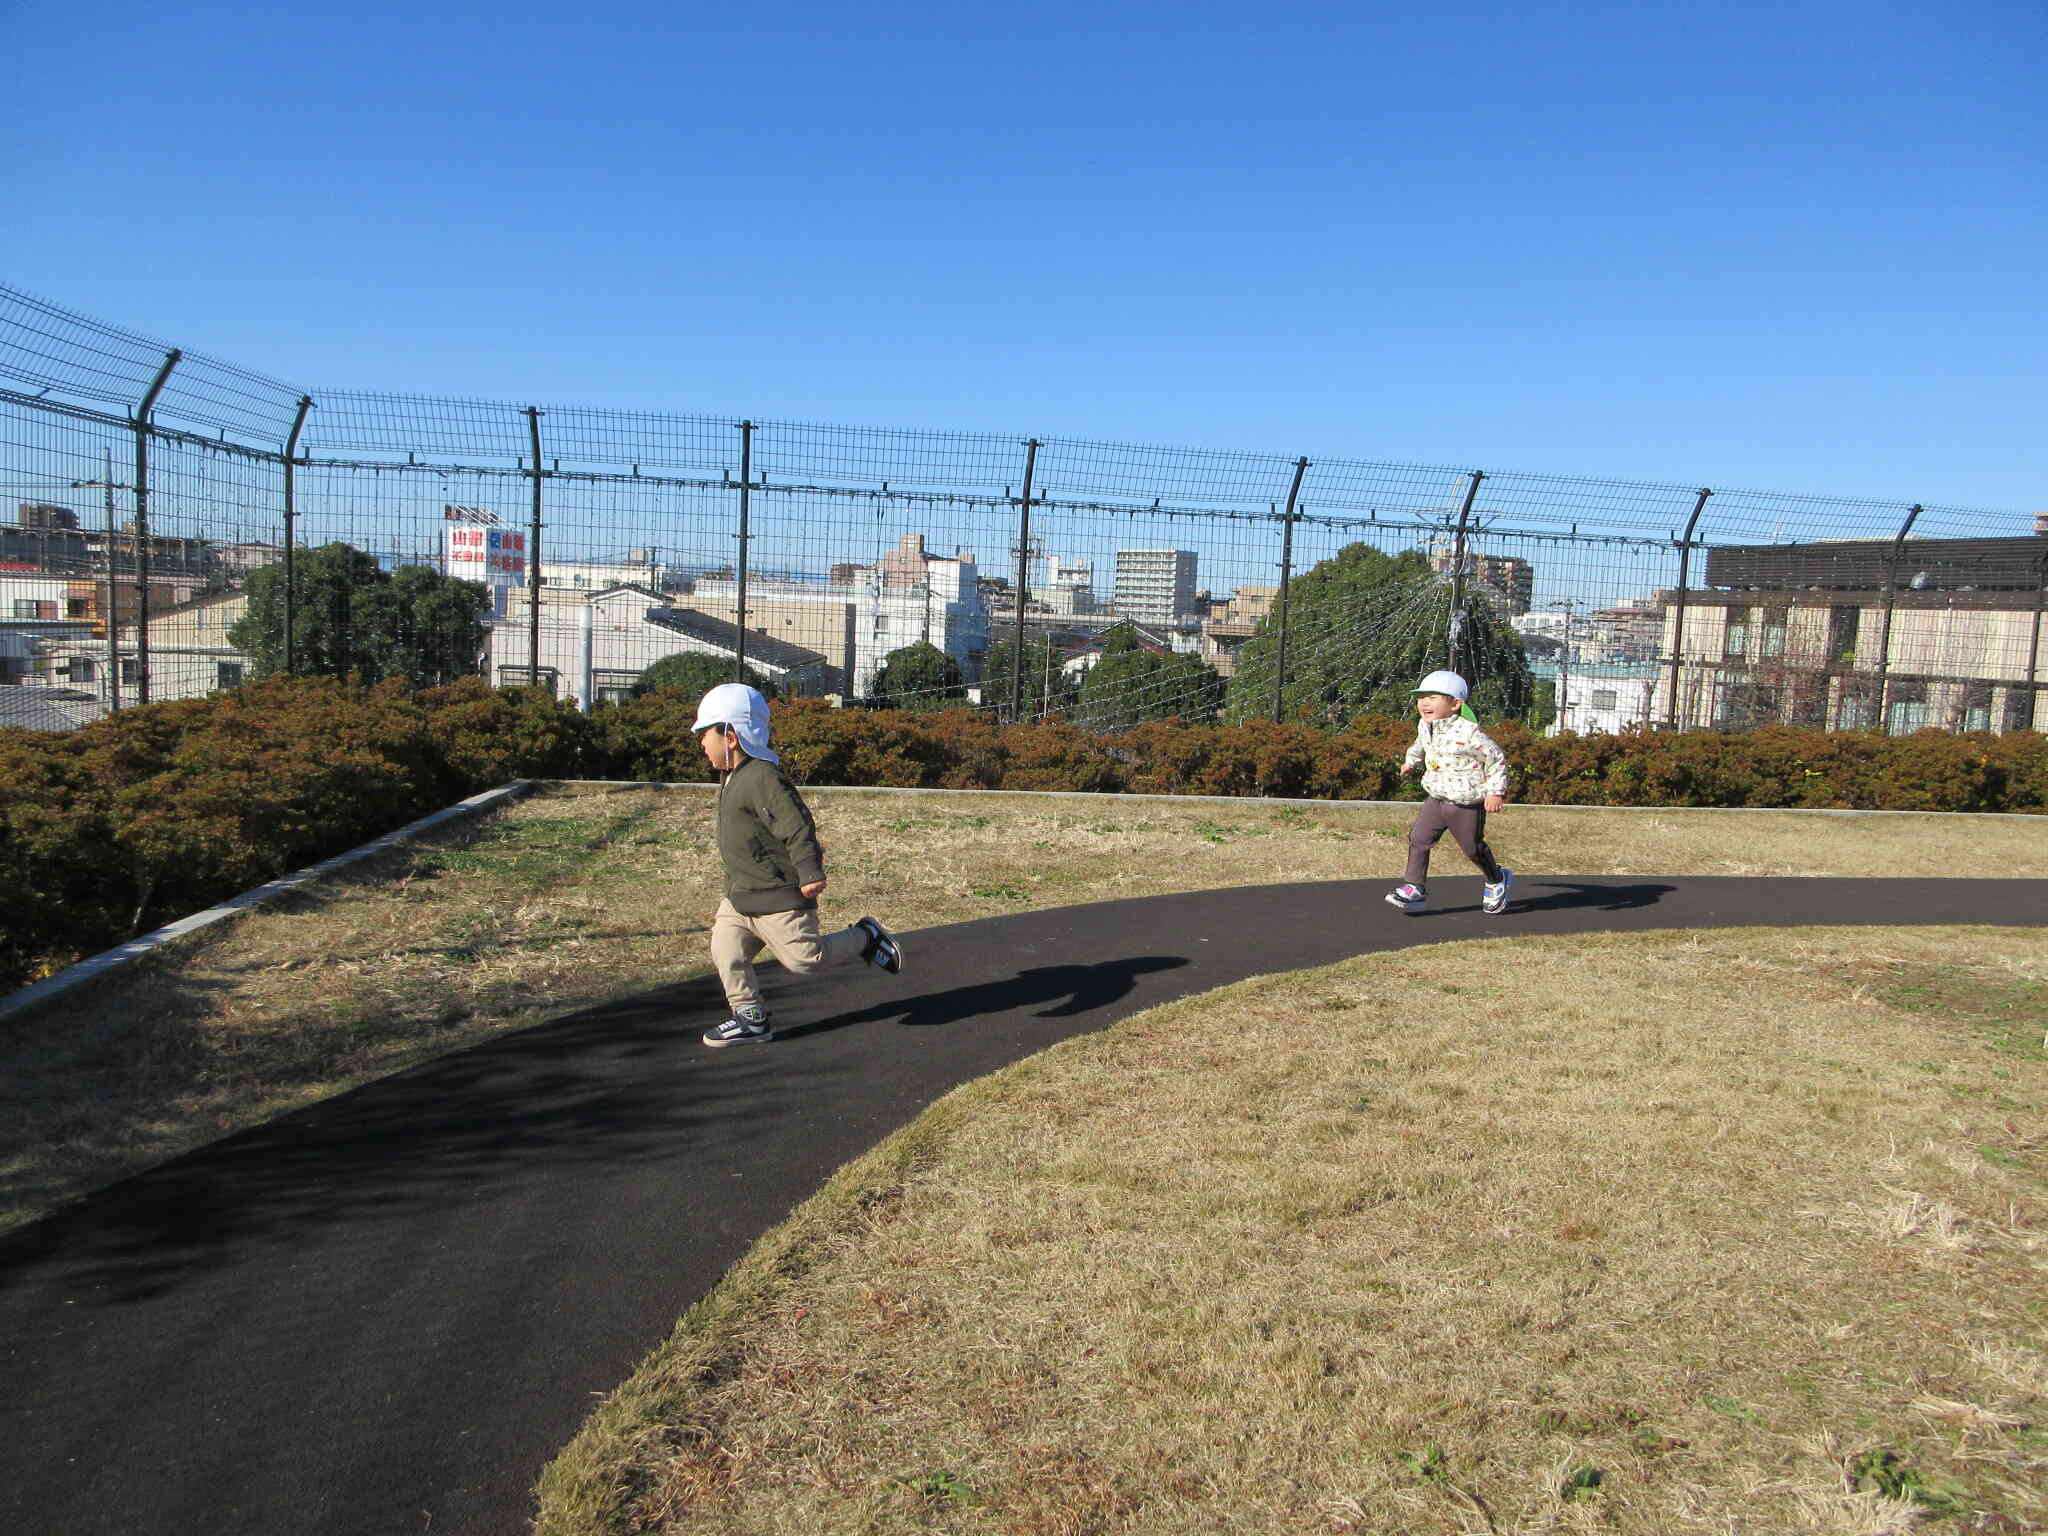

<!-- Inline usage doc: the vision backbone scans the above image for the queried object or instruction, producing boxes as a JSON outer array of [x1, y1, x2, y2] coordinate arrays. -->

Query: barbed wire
[[2, 279, 2040, 737]]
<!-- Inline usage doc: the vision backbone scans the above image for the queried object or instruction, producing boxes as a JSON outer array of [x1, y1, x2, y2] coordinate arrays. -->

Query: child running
[[1385, 669, 1515, 916], [691, 682, 903, 1046]]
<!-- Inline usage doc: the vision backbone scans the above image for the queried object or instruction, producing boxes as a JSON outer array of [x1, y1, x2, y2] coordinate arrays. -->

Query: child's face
[[699, 724, 741, 771], [1415, 691, 1460, 721]]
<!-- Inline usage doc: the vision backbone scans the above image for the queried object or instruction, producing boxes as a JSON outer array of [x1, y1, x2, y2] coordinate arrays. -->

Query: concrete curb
[[0, 781, 537, 1027]]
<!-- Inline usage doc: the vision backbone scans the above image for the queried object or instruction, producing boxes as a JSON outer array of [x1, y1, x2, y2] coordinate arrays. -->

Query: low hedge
[[3, 678, 2043, 991]]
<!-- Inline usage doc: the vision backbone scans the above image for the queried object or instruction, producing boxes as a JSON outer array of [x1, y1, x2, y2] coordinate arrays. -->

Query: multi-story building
[[1198, 586, 1276, 678], [1042, 555, 1099, 616], [1113, 548, 1197, 629], [37, 591, 252, 704], [1661, 531, 2048, 733], [1426, 542, 1533, 615]]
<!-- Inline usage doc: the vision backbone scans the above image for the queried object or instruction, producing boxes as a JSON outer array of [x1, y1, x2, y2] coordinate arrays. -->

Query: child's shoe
[[703, 1004, 773, 1047], [1482, 868, 1515, 915], [1384, 882, 1426, 913], [856, 916, 903, 974]]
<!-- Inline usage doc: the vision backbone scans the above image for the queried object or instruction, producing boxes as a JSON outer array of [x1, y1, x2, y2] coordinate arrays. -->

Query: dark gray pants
[[1403, 796, 1504, 886]]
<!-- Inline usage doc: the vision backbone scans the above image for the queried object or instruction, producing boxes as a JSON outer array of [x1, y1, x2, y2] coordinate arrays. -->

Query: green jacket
[[716, 755, 827, 916]]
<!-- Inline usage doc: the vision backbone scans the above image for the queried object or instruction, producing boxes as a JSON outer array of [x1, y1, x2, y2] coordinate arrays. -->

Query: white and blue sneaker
[[1482, 868, 1515, 916], [856, 916, 903, 974], [703, 1004, 773, 1047], [1384, 882, 1426, 914]]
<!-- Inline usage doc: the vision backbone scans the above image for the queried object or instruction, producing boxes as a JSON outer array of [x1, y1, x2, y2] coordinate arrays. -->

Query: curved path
[[3, 876, 2043, 1536]]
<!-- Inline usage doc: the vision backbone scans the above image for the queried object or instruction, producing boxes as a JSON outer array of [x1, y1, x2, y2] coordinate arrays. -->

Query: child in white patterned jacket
[[1385, 669, 1515, 916]]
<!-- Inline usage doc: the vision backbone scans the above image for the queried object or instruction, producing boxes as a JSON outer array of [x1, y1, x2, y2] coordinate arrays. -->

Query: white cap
[[1409, 669, 1468, 700], [690, 682, 781, 765]]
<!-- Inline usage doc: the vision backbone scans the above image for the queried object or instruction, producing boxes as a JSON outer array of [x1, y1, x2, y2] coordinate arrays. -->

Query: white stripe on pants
[[710, 898, 868, 1011]]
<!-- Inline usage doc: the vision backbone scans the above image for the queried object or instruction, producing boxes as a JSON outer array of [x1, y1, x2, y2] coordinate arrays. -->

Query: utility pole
[[1549, 598, 1581, 735], [72, 448, 132, 711]]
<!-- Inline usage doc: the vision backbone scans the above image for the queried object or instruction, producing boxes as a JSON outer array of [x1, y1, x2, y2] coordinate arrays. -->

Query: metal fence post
[[1270, 456, 1309, 723], [281, 395, 313, 675], [1446, 471, 1484, 676], [1663, 487, 1713, 728], [2024, 548, 2048, 732], [735, 421, 754, 679], [526, 407, 545, 688], [1874, 503, 1923, 731], [131, 348, 181, 706], [1010, 439, 1039, 722]]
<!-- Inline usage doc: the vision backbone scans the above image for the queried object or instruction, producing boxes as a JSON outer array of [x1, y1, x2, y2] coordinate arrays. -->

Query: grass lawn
[[5, 786, 2045, 1533]]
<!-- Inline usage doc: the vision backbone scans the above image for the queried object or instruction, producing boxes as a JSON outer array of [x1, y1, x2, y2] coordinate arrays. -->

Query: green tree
[[1075, 624, 1225, 731], [634, 651, 778, 700], [229, 543, 491, 686], [981, 634, 1079, 722], [871, 641, 965, 709], [1224, 544, 1535, 726]]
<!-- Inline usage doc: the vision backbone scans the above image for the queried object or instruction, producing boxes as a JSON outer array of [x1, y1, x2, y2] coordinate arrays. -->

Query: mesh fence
[[3, 280, 2042, 735]]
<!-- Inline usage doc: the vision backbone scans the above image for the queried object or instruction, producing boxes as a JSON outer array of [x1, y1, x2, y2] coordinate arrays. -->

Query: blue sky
[[9, 0, 2044, 510]]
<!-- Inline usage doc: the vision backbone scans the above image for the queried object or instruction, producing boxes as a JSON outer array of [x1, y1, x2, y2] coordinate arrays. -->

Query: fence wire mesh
[[3, 280, 2042, 736]]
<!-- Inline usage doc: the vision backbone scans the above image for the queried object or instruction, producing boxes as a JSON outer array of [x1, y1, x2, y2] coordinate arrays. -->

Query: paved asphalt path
[[4, 875, 2044, 1535]]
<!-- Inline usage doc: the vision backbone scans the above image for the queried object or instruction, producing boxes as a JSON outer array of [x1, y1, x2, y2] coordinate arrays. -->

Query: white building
[[487, 584, 830, 704], [690, 533, 988, 697], [1535, 660, 1662, 736], [1042, 555, 1099, 616], [1113, 549, 1197, 629]]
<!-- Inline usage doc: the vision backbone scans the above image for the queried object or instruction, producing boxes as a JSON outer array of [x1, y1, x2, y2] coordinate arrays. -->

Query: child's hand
[[800, 878, 827, 900], [1483, 794, 1505, 814], [1403, 761, 1422, 775]]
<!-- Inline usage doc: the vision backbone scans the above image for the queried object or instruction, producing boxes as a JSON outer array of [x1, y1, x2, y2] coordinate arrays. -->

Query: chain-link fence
[[3, 280, 2042, 736]]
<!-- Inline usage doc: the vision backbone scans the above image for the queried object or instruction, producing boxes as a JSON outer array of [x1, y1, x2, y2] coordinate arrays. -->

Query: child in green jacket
[[691, 683, 903, 1046]]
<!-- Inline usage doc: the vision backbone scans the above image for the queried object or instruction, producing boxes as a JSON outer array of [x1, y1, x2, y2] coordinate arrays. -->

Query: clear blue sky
[[10, 0, 2043, 510]]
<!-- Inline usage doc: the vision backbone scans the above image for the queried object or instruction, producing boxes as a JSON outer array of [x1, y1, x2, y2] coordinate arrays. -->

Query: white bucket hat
[[1410, 669, 1478, 722], [690, 681, 780, 765]]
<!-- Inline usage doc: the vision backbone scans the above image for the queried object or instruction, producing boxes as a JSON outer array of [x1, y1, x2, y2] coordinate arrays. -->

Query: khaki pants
[[710, 898, 868, 1011]]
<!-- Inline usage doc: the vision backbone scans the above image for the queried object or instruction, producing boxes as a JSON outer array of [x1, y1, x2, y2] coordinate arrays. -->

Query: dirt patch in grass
[[539, 924, 2048, 1536], [5, 786, 2045, 1239]]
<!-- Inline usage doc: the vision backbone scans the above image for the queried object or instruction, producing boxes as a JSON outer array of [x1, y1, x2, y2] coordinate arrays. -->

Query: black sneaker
[[856, 916, 903, 974], [703, 1005, 773, 1047]]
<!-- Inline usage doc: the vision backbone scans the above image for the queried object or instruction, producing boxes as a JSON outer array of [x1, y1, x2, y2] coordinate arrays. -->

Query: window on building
[[1958, 684, 1991, 734], [1723, 607, 1750, 658], [12, 600, 37, 619], [1885, 682, 1928, 735], [1828, 605, 1859, 662], [2005, 689, 2038, 733], [67, 598, 91, 619], [1758, 610, 1788, 659], [216, 662, 245, 690], [1590, 689, 1617, 712], [120, 659, 140, 684], [1836, 687, 1877, 730], [69, 657, 96, 683]]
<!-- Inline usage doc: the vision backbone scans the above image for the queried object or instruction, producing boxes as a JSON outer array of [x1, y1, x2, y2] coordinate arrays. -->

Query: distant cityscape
[[5, 497, 2045, 739]]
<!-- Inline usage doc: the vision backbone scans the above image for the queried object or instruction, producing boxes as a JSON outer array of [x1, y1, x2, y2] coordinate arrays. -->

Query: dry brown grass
[[540, 924, 2048, 1536], [6, 786, 2046, 1236]]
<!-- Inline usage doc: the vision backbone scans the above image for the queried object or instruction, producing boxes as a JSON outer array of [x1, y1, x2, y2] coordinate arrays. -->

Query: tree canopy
[[229, 543, 492, 687], [1223, 543, 1535, 726], [635, 651, 778, 701], [981, 634, 1080, 722], [870, 641, 965, 710], [1074, 625, 1225, 731]]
